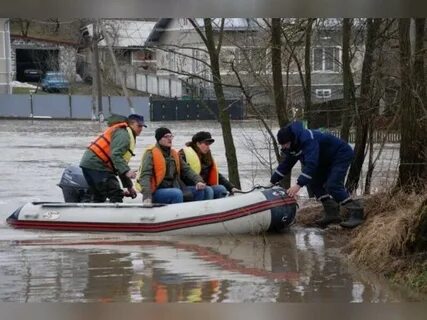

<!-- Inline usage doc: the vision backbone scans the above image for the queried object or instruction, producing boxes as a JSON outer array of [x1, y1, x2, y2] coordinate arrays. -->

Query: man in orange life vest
[[79, 114, 146, 203], [136, 127, 208, 204]]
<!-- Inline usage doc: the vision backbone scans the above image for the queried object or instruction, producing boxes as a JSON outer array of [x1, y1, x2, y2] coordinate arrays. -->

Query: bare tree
[[271, 18, 289, 128], [304, 19, 314, 127], [346, 19, 382, 193], [340, 18, 356, 142], [189, 18, 241, 188], [396, 18, 427, 191]]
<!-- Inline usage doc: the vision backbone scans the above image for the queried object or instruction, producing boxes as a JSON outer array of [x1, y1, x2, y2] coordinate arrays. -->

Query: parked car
[[41, 72, 70, 92], [23, 69, 43, 82]]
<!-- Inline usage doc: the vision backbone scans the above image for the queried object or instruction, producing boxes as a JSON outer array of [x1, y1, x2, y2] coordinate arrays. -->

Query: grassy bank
[[297, 192, 427, 294]]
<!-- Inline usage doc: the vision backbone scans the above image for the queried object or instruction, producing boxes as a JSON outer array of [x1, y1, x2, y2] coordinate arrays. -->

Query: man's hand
[[287, 184, 301, 198], [127, 187, 137, 199], [195, 182, 206, 190], [230, 187, 240, 194], [125, 170, 137, 179]]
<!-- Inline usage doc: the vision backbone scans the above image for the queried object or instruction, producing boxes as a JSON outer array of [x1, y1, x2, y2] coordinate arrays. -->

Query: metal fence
[[150, 98, 245, 121], [0, 94, 150, 120], [328, 129, 401, 143]]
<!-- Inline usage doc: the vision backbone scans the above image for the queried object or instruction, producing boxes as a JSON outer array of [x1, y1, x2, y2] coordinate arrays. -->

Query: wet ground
[[0, 119, 417, 302]]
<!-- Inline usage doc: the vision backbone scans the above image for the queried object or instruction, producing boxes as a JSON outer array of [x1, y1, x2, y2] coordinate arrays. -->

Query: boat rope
[[233, 183, 279, 194]]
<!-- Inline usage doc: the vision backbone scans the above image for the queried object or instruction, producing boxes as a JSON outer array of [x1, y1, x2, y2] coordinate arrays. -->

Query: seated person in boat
[[136, 127, 210, 204], [79, 114, 146, 203], [179, 131, 240, 199]]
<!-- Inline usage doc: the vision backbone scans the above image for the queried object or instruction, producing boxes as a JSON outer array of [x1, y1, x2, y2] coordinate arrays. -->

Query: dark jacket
[[271, 121, 354, 187], [138, 144, 204, 201]]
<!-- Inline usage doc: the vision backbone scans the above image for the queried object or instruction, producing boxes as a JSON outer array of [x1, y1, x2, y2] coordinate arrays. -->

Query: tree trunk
[[100, 21, 135, 114], [271, 18, 291, 188], [364, 124, 374, 194], [92, 22, 103, 119], [414, 19, 427, 184], [346, 19, 381, 193], [396, 18, 427, 191], [340, 18, 354, 142], [203, 19, 241, 188], [406, 198, 427, 253], [304, 19, 314, 127], [271, 18, 289, 128]]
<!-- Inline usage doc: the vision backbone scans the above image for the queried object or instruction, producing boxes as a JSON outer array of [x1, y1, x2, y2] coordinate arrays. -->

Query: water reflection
[[0, 230, 410, 302]]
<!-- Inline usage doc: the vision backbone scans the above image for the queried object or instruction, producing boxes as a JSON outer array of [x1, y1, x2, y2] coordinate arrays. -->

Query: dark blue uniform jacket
[[271, 121, 354, 187]]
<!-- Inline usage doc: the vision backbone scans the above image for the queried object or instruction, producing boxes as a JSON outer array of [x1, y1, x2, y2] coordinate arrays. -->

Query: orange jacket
[[148, 145, 181, 193], [88, 122, 130, 171]]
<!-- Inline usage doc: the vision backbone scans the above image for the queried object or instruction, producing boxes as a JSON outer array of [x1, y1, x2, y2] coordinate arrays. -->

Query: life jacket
[[88, 122, 135, 171], [135, 144, 181, 193], [182, 146, 219, 185]]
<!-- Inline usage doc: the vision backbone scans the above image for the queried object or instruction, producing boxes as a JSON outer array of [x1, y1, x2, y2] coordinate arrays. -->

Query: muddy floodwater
[[0, 119, 419, 302]]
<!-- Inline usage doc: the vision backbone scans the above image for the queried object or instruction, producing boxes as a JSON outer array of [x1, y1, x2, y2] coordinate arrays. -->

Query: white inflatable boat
[[6, 165, 297, 235], [7, 187, 296, 235]]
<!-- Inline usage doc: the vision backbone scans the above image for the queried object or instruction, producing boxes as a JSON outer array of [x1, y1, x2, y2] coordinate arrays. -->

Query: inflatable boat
[[6, 166, 297, 235]]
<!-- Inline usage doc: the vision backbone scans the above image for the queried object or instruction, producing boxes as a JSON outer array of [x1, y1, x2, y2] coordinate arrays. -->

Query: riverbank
[[297, 192, 427, 295]]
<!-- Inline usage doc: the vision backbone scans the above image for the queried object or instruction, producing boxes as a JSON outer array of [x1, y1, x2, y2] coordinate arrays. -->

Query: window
[[315, 89, 332, 98], [313, 47, 340, 72]]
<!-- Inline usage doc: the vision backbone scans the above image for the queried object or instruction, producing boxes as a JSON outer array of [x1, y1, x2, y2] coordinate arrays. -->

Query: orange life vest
[[87, 122, 130, 171], [149, 145, 181, 192]]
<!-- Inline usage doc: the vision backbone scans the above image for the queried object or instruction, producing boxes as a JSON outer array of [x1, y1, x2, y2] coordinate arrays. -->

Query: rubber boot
[[340, 200, 364, 228], [315, 198, 342, 228]]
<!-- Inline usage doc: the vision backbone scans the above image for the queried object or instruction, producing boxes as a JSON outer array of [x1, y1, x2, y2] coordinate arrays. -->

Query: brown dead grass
[[296, 192, 427, 293], [346, 191, 423, 270]]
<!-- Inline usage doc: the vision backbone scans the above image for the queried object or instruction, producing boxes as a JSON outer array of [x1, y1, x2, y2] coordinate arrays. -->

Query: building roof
[[146, 18, 259, 44], [95, 20, 157, 48], [11, 34, 79, 47]]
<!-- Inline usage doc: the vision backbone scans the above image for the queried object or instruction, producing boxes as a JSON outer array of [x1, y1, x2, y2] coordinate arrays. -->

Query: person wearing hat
[[180, 131, 239, 199], [79, 114, 146, 203], [270, 120, 364, 229], [136, 127, 209, 204]]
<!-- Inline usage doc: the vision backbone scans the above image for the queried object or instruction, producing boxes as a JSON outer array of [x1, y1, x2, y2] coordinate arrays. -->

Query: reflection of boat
[[6, 187, 297, 235]]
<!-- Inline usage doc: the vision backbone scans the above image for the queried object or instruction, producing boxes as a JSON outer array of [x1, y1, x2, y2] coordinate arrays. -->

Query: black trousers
[[81, 167, 124, 203]]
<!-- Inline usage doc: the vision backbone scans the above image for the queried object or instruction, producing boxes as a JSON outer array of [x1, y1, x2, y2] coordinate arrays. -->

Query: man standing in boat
[[270, 120, 364, 229], [136, 127, 209, 204], [79, 114, 146, 203], [179, 131, 240, 199]]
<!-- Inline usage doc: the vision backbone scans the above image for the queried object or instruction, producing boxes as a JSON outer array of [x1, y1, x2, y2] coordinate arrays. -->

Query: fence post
[[29, 93, 33, 118], [69, 94, 72, 118], [145, 74, 148, 93], [108, 95, 112, 114], [149, 95, 153, 121]]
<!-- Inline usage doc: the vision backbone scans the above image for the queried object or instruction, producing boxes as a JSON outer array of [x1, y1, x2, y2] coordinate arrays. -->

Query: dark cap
[[128, 114, 147, 127], [192, 131, 215, 144], [277, 125, 294, 145], [155, 127, 172, 141]]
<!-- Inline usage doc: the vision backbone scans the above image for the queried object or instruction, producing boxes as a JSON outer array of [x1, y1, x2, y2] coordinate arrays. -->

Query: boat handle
[[140, 215, 155, 221]]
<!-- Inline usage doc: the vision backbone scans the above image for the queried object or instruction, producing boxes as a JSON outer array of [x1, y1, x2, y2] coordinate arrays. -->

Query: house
[[145, 18, 364, 104], [79, 20, 158, 77]]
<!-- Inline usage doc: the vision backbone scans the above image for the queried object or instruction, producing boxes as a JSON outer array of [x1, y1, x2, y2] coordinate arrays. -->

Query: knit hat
[[155, 127, 172, 141], [192, 131, 215, 144], [128, 114, 147, 127], [277, 125, 294, 145]]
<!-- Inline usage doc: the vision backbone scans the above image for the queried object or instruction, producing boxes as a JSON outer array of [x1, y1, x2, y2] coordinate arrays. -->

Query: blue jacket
[[271, 121, 353, 186]]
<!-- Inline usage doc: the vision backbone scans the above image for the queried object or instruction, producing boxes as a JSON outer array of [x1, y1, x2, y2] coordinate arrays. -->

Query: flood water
[[0, 119, 418, 302]]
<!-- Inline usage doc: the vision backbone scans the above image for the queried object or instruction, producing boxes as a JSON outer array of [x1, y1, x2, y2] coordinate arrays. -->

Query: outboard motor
[[58, 165, 90, 202]]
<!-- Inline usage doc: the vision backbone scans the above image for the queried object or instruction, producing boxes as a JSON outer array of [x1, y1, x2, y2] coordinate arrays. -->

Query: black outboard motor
[[58, 165, 91, 202]]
